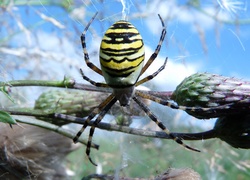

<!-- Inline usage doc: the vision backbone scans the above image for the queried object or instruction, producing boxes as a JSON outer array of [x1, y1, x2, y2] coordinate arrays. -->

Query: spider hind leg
[[86, 96, 117, 166], [132, 96, 200, 152], [73, 94, 117, 166]]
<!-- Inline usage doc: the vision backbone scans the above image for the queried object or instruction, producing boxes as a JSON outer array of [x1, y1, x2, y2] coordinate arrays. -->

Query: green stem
[[1, 108, 215, 141], [0, 77, 112, 93], [0, 77, 75, 88]]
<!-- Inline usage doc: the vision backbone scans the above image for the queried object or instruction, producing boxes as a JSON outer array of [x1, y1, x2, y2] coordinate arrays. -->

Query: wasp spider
[[74, 12, 200, 166]]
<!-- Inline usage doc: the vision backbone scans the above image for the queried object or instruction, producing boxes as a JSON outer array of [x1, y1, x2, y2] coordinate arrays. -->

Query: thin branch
[[1, 108, 216, 142], [0, 77, 75, 88], [0, 77, 112, 93], [1, 78, 174, 97], [54, 113, 217, 140]]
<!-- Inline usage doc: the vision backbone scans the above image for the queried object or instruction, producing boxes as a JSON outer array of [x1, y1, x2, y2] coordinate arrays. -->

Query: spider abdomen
[[100, 20, 145, 88]]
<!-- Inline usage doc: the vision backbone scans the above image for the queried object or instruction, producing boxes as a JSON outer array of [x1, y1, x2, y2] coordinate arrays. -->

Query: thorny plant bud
[[172, 73, 250, 119], [34, 90, 108, 125], [35, 89, 148, 126]]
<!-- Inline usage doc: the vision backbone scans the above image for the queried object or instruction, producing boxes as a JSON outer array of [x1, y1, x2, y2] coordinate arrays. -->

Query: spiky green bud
[[34, 90, 107, 125], [34, 89, 147, 126], [35, 90, 107, 115], [172, 73, 250, 119]]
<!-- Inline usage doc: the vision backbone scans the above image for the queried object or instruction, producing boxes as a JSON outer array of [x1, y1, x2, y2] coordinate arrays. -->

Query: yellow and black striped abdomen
[[100, 20, 145, 87]]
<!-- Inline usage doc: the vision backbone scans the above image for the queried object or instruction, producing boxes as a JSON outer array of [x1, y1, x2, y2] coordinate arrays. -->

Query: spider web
[[0, 0, 250, 179]]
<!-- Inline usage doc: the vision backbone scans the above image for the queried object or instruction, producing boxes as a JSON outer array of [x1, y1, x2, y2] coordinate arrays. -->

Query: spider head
[[113, 86, 135, 106]]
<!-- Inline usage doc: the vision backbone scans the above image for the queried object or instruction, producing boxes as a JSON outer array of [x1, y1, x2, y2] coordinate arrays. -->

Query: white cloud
[[217, 0, 247, 15], [144, 1, 215, 35], [142, 46, 199, 91]]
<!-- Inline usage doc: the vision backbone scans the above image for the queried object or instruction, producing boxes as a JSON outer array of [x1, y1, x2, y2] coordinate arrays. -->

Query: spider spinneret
[[74, 12, 200, 166]]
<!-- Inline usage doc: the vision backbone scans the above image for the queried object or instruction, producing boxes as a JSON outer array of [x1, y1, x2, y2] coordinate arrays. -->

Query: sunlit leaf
[[0, 110, 16, 125]]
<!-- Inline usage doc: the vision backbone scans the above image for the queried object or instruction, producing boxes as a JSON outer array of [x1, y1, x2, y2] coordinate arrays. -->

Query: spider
[[74, 12, 200, 166]]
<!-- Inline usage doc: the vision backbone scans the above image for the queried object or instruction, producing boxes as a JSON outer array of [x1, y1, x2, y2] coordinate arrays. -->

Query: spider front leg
[[81, 12, 103, 76], [80, 68, 109, 87], [136, 57, 168, 86], [132, 96, 200, 152], [139, 14, 167, 76]]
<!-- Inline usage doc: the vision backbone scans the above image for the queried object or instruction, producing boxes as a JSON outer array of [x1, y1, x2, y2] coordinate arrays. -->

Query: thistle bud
[[34, 90, 107, 125], [34, 89, 148, 126], [172, 73, 250, 119]]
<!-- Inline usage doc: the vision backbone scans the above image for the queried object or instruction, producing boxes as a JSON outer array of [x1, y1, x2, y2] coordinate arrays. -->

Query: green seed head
[[171, 73, 250, 119], [34, 90, 107, 125]]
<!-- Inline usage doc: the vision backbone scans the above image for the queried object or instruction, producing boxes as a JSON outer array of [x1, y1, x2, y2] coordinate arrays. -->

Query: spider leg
[[86, 96, 117, 166], [135, 90, 180, 109], [135, 90, 232, 113], [139, 14, 167, 76], [132, 96, 200, 152], [80, 68, 109, 87], [73, 94, 115, 143], [54, 113, 100, 149], [81, 12, 103, 76], [136, 57, 168, 86]]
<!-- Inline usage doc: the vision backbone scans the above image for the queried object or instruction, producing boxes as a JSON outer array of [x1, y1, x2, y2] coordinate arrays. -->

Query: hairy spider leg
[[133, 95, 200, 152], [80, 68, 108, 87], [136, 91, 233, 113], [81, 12, 103, 76], [73, 94, 115, 143], [86, 96, 117, 166], [136, 57, 168, 86], [138, 14, 167, 78]]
